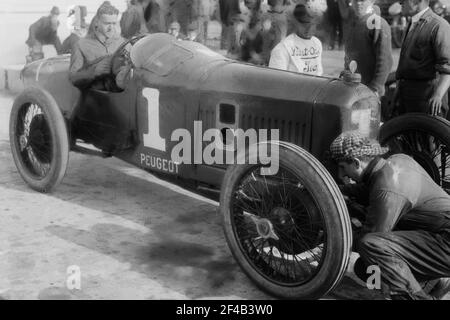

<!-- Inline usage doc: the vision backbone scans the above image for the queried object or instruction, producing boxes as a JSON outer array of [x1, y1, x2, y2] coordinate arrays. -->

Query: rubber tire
[[380, 113, 450, 189], [380, 113, 450, 154], [10, 86, 69, 193], [220, 141, 352, 299]]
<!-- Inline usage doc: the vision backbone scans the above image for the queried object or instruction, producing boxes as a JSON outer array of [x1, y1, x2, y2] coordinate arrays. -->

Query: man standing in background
[[239, 0, 264, 63], [120, 0, 146, 39], [326, 0, 343, 50], [260, 0, 289, 65], [269, 4, 324, 76], [218, 0, 241, 50], [120, 0, 165, 39], [396, 0, 450, 117], [61, 5, 88, 54], [144, 0, 165, 33], [337, 0, 393, 97], [25, 6, 62, 62], [163, 0, 210, 43]]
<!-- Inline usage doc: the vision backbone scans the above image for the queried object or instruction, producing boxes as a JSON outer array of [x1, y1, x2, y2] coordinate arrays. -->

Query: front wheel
[[9, 86, 69, 193], [220, 141, 352, 299]]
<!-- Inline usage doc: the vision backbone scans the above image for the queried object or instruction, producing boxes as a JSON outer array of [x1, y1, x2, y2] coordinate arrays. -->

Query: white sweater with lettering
[[269, 33, 323, 76]]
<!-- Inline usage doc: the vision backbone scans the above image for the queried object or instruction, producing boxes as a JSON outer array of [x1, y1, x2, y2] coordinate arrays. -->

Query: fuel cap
[[343, 60, 362, 84]]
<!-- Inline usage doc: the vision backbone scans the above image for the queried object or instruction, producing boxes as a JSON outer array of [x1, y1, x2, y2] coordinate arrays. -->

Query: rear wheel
[[220, 142, 352, 299], [380, 113, 450, 194], [9, 87, 69, 193]]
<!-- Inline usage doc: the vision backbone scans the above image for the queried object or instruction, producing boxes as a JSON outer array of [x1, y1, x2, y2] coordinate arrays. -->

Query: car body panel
[[20, 33, 381, 191]]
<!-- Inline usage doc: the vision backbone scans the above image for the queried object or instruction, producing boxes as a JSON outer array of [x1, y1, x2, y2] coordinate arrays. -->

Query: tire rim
[[230, 165, 327, 287], [15, 103, 53, 179], [384, 130, 450, 194]]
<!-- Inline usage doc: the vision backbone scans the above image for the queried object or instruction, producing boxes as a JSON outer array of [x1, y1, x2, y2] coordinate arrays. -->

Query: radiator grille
[[240, 113, 307, 147], [198, 109, 308, 148]]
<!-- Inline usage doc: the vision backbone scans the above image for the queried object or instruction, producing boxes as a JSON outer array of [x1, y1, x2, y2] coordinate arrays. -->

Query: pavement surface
[[0, 49, 409, 300]]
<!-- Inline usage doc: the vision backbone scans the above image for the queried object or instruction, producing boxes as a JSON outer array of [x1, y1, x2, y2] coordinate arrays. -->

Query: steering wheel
[[110, 34, 147, 73]]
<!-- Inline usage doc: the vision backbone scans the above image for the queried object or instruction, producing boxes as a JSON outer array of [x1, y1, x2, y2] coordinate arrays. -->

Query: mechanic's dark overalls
[[396, 9, 450, 118], [345, 154, 450, 299]]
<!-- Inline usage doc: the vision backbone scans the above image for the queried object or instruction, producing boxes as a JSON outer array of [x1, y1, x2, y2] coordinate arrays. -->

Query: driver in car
[[69, 2, 130, 91]]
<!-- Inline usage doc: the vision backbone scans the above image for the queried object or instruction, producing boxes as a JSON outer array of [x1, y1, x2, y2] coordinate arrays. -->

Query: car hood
[[133, 34, 333, 103]]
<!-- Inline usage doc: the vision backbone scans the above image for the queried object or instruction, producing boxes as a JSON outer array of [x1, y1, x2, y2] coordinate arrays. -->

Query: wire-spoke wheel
[[10, 87, 69, 193], [380, 114, 450, 194], [221, 142, 352, 299]]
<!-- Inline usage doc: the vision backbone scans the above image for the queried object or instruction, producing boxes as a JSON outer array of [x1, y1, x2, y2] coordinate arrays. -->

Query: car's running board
[[196, 185, 221, 201], [72, 142, 111, 158]]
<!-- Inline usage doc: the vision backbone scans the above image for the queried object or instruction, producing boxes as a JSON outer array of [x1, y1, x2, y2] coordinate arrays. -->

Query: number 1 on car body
[[142, 88, 166, 152]]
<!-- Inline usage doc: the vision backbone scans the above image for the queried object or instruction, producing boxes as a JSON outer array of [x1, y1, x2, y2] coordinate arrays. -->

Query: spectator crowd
[[24, 0, 450, 116]]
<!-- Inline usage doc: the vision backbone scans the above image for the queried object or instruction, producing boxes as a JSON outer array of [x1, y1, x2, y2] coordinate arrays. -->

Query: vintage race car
[[10, 33, 450, 299]]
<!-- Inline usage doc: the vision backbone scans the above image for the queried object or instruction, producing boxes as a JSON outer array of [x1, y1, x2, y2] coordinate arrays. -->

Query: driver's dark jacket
[[69, 31, 125, 90], [343, 155, 450, 236]]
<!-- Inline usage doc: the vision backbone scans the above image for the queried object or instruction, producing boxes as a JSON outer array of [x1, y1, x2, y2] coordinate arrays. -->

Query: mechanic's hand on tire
[[94, 57, 112, 77]]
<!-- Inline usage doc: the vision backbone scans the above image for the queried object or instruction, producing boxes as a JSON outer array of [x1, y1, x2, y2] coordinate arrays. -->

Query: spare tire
[[380, 113, 450, 194]]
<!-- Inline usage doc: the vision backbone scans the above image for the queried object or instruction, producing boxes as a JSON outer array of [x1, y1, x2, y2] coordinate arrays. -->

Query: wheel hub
[[249, 216, 279, 241], [269, 207, 296, 233], [270, 207, 293, 224], [268, 206, 312, 254], [28, 114, 51, 164]]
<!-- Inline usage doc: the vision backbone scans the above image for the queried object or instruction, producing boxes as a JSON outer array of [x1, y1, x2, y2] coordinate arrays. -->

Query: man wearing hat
[[337, 0, 393, 97], [25, 6, 62, 62], [269, 4, 323, 75], [330, 131, 450, 300]]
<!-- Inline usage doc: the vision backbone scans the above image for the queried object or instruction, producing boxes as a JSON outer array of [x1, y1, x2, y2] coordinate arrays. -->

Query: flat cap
[[330, 131, 388, 162]]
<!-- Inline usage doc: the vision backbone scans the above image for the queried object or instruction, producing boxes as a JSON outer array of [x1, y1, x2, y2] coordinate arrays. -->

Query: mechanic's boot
[[428, 278, 450, 300]]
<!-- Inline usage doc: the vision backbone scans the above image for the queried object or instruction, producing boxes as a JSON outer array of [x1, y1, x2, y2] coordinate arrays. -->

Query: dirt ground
[[0, 107, 388, 301], [0, 49, 408, 300]]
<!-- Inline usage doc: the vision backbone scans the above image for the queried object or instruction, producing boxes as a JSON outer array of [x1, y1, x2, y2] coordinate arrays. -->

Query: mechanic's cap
[[330, 131, 389, 162], [50, 6, 60, 15], [293, 4, 316, 24]]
